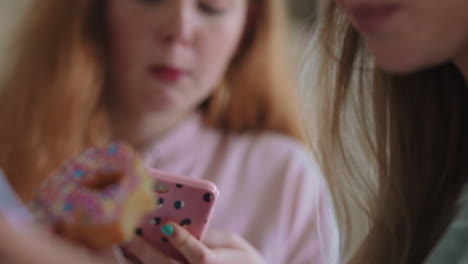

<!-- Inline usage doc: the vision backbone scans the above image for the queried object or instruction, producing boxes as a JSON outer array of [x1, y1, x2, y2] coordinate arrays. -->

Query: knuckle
[[198, 249, 215, 264], [174, 232, 191, 248], [226, 231, 242, 244]]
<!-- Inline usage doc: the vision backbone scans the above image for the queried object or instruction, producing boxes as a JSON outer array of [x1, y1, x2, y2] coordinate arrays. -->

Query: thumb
[[203, 230, 249, 249], [161, 222, 214, 264], [121, 236, 177, 264]]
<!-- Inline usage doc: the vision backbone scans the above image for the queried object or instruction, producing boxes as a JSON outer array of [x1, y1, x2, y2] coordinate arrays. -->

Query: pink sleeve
[[279, 151, 341, 264]]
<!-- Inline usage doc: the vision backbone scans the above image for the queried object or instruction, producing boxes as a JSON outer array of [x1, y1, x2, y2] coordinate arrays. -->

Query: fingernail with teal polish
[[161, 224, 174, 236]]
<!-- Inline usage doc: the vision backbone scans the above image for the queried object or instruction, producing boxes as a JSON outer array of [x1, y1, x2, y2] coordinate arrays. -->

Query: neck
[[454, 46, 468, 84], [109, 102, 190, 152]]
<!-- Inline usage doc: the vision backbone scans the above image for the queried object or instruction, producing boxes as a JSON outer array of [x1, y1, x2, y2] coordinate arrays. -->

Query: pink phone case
[[137, 168, 220, 263]]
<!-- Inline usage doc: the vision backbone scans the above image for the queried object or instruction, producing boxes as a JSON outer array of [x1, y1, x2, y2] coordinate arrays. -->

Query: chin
[[139, 92, 180, 112], [143, 101, 178, 113], [370, 45, 451, 76], [373, 54, 444, 75], [375, 61, 421, 75]]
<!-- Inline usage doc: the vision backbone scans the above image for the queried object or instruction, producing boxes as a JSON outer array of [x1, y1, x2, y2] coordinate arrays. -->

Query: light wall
[[0, 0, 29, 80]]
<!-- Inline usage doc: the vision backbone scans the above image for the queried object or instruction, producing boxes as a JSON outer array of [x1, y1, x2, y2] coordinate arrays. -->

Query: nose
[[158, 1, 195, 46]]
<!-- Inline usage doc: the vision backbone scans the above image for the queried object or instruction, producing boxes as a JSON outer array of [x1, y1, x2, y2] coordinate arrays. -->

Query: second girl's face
[[336, 0, 468, 74], [107, 0, 248, 115]]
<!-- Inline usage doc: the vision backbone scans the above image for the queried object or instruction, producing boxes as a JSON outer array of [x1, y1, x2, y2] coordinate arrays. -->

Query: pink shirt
[[143, 113, 340, 264]]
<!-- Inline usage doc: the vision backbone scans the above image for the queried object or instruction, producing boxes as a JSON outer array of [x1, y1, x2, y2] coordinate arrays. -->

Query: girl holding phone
[[0, 0, 338, 263]]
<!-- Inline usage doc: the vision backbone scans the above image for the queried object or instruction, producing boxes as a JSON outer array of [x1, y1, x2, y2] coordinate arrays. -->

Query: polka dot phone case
[[138, 168, 220, 263]]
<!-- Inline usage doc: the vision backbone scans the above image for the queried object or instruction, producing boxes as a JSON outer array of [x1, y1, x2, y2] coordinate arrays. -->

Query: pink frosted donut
[[31, 142, 156, 249]]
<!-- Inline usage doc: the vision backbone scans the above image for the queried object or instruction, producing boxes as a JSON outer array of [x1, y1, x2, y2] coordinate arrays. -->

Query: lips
[[149, 65, 186, 83], [349, 3, 400, 34]]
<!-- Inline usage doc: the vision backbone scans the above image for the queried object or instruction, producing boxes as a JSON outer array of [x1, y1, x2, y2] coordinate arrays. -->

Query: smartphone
[[137, 168, 220, 263]]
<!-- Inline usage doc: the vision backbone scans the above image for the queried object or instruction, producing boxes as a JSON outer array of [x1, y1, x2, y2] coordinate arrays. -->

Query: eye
[[198, 2, 226, 15], [136, 0, 163, 5]]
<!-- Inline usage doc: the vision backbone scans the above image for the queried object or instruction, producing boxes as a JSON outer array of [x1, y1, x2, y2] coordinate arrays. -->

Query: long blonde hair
[[0, 0, 304, 201], [310, 1, 468, 263]]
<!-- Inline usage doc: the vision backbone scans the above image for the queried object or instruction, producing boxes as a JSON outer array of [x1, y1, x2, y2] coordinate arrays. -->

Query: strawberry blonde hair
[[0, 0, 303, 201]]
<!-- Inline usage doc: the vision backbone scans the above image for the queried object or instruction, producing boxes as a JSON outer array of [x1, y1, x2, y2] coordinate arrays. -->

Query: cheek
[[109, 22, 147, 74], [196, 32, 241, 89], [108, 22, 151, 100], [364, 1, 468, 74]]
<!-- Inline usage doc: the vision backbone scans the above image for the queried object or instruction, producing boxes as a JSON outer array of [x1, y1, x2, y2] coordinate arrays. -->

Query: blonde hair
[[309, 0, 468, 263], [0, 0, 304, 201]]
